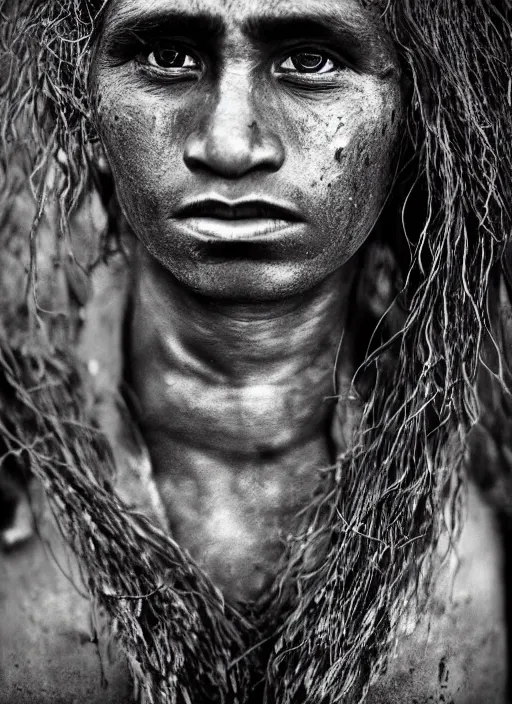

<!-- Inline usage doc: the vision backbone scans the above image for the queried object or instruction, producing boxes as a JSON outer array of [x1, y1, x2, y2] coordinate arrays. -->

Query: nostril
[[183, 122, 285, 178], [184, 137, 255, 178]]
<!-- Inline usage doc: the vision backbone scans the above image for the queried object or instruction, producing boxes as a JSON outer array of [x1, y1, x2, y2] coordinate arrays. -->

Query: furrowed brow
[[102, 10, 225, 52], [242, 14, 365, 49]]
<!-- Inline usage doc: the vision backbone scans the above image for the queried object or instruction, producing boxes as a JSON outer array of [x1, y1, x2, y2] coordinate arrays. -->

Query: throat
[[128, 246, 355, 601]]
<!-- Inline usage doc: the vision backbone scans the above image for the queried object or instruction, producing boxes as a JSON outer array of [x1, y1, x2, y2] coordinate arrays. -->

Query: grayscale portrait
[[0, 0, 511, 702]]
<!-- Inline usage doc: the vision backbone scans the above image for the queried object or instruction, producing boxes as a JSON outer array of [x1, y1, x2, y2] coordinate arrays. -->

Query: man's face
[[91, 0, 403, 300]]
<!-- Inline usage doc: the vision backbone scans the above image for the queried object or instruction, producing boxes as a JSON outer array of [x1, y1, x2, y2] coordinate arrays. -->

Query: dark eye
[[147, 45, 199, 71], [278, 50, 339, 75]]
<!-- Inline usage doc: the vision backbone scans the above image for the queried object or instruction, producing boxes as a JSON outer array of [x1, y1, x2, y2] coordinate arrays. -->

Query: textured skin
[[366, 482, 507, 704]]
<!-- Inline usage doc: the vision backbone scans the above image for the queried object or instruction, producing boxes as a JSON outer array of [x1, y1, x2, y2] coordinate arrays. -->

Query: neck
[[128, 244, 357, 600]]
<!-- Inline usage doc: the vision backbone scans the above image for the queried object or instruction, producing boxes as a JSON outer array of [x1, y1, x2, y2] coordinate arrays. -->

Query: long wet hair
[[1, 1, 512, 702]]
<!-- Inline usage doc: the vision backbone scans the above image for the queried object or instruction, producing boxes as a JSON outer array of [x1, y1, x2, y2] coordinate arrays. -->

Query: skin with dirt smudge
[[91, 0, 403, 600]]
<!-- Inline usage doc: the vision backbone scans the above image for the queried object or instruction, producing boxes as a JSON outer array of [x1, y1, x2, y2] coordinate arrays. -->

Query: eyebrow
[[101, 10, 225, 52], [243, 13, 366, 49]]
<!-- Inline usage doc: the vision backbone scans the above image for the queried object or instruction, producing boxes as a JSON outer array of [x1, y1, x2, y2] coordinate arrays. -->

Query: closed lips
[[173, 199, 304, 239], [175, 198, 302, 220]]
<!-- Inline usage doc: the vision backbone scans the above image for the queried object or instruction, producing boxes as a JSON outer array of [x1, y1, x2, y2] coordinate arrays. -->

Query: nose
[[183, 72, 285, 178]]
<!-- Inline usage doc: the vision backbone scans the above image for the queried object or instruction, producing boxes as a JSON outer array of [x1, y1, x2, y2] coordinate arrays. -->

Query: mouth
[[172, 198, 304, 240]]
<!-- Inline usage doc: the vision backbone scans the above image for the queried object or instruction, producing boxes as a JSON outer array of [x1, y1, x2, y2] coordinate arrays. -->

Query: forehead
[[107, 0, 366, 14]]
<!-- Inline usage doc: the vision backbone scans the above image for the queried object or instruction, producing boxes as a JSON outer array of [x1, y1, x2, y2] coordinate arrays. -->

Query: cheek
[[302, 85, 402, 261], [94, 87, 186, 227]]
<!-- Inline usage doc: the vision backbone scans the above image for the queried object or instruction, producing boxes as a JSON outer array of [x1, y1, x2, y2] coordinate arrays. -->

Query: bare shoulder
[[366, 481, 508, 704], [0, 503, 133, 704]]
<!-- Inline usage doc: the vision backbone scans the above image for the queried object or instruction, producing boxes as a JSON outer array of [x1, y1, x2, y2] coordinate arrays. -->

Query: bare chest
[[132, 369, 334, 600]]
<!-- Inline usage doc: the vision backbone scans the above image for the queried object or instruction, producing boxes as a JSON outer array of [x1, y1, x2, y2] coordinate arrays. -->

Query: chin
[[166, 259, 323, 302]]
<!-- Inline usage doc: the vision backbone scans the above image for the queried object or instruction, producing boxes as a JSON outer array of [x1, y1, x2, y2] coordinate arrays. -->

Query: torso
[[0, 478, 507, 703], [1, 249, 508, 703]]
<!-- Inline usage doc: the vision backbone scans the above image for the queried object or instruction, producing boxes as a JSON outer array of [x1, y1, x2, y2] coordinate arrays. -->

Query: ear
[[89, 141, 112, 178], [356, 239, 403, 319]]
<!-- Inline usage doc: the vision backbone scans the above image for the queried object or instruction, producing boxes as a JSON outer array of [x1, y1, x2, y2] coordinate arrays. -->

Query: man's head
[[89, 0, 404, 300]]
